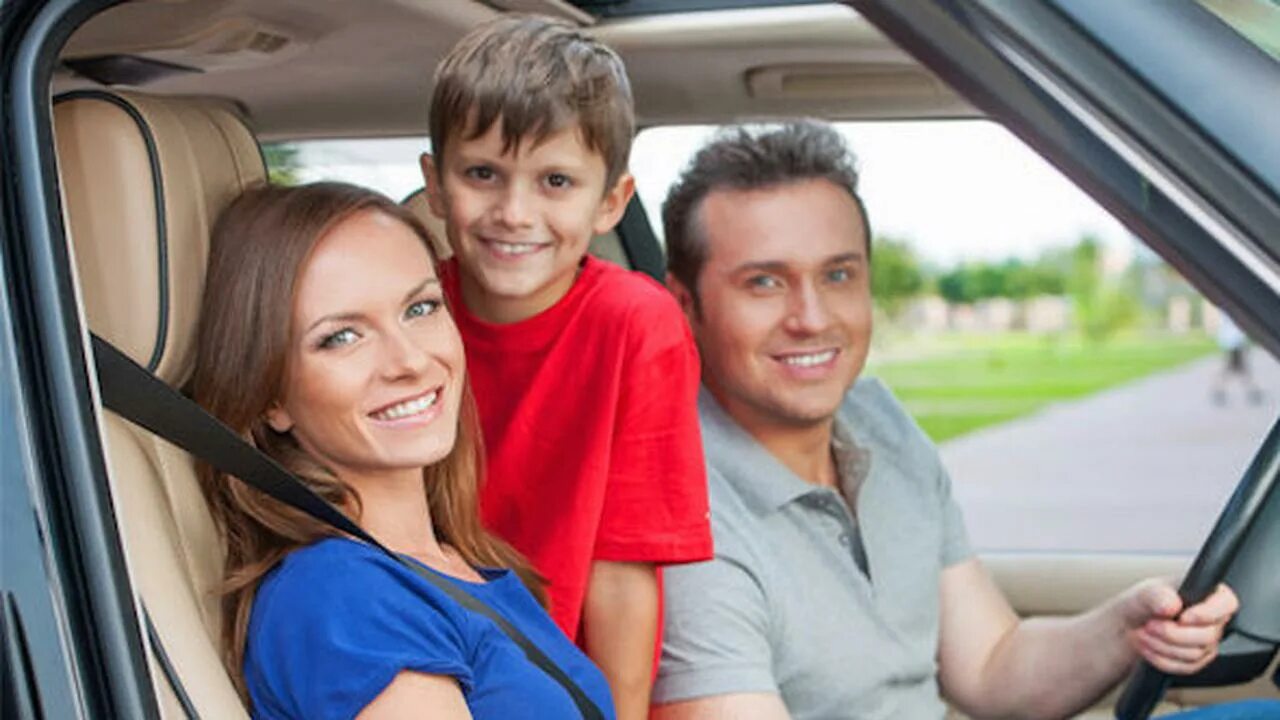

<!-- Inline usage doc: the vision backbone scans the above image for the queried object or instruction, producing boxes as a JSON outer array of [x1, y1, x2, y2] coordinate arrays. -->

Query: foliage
[[935, 257, 1065, 305], [870, 236, 925, 318], [1065, 235, 1140, 343], [263, 143, 302, 186]]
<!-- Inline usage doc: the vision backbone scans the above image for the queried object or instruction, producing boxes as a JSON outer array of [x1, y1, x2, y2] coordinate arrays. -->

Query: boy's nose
[[493, 183, 535, 229]]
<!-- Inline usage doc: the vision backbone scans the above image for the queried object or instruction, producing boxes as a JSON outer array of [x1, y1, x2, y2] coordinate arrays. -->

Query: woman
[[191, 182, 614, 719]]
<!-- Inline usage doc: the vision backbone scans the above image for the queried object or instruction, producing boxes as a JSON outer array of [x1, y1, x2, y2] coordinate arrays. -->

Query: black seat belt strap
[[91, 335, 605, 720]]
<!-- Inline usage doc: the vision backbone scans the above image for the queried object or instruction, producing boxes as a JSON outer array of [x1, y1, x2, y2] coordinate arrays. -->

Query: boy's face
[[422, 120, 634, 324]]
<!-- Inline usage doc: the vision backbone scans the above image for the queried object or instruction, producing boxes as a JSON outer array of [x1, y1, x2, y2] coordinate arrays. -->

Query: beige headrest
[[54, 90, 266, 386]]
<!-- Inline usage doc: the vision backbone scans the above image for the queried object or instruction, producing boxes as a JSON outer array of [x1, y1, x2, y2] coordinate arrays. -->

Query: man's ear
[[592, 172, 636, 235], [263, 402, 294, 434], [666, 272, 699, 323], [419, 153, 448, 220]]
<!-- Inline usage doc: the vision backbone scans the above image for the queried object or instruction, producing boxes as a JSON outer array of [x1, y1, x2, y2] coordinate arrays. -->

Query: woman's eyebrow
[[305, 277, 440, 333]]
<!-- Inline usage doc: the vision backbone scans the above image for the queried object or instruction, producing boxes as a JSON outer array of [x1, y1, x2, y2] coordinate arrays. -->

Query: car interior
[[32, 0, 1279, 718]]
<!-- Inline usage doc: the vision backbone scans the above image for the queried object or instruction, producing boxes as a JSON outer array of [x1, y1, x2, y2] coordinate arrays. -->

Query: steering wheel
[[1114, 415, 1280, 719]]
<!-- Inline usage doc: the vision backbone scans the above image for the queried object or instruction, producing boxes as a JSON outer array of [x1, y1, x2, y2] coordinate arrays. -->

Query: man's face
[[422, 119, 633, 323], [678, 178, 872, 438]]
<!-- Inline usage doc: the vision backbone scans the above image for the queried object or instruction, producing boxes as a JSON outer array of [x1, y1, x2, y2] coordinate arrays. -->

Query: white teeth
[[491, 241, 540, 255], [780, 350, 837, 368], [372, 390, 439, 421]]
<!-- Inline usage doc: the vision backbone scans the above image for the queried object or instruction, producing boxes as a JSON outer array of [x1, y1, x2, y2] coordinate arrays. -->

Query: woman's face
[[265, 209, 464, 485]]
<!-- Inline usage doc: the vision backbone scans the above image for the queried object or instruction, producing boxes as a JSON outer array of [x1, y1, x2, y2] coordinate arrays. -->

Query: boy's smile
[[424, 120, 634, 324]]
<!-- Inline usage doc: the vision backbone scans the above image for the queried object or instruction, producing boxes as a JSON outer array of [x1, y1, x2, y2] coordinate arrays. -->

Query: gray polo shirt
[[655, 379, 972, 719]]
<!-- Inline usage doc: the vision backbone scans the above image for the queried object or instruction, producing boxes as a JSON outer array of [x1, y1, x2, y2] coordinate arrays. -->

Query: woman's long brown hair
[[189, 182, 544, 701]]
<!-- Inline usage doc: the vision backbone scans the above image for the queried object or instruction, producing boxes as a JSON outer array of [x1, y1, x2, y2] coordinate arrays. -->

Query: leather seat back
[[54, 89, 264, 719]]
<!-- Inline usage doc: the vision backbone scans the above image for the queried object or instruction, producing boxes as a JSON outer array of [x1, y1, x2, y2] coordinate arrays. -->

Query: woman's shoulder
[[245, 539, 483, 718], [259, 538, 396, 594]]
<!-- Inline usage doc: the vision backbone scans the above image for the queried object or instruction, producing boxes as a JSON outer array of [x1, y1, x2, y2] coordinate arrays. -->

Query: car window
[[264, 138, 429, 200], [634, 119, 1280, 555], [1198, 0, 1280, 60]]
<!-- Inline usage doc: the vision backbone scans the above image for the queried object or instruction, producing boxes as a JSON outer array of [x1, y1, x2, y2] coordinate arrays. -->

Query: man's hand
[[1123, 580, 1238, 675]]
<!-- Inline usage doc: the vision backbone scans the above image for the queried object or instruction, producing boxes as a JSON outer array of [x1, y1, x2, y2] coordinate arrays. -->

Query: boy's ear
[[592, 172, 636, 236], [419, 153, 448, 220], [666, 272, 699, 323]]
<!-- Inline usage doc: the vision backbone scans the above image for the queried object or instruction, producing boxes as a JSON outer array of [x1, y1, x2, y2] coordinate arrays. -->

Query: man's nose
[[784, 282, 832, 335]]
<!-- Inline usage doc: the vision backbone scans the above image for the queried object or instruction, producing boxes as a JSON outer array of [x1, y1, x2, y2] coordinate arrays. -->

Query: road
[[940, 348, 1280, 553]]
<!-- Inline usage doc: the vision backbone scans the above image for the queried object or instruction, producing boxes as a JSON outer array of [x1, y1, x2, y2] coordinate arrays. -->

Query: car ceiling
[[54, 0, 975, 141]]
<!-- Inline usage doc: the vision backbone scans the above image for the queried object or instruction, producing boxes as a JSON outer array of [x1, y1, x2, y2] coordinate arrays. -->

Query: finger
[[1180, 584, 1240, 625], [1135, 626, 1217, 665], [1141, 619, 1223, 652], [1138, 636, 1218, 675]]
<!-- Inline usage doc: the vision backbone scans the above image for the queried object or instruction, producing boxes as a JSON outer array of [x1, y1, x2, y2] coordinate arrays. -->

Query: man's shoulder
[[842, 376, 935, 456]]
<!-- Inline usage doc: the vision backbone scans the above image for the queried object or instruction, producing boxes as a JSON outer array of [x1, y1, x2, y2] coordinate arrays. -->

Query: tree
[[870, 236, 925, 319], [263, 143, 303, 186]]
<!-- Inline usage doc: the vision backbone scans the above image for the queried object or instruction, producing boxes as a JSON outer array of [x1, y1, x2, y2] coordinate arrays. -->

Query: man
[[651, 121, 1262, 719]]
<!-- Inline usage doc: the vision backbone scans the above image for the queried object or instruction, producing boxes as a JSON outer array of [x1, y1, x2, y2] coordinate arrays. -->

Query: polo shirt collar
[[698, 386, 870, 515]]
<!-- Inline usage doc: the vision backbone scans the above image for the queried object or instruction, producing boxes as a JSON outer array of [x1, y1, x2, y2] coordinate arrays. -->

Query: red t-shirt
[[442, 257, 713, 640]]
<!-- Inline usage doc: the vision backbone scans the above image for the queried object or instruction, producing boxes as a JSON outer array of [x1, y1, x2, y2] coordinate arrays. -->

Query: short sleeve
[[936, 462, 973, 568], [653, 550, 779, 704], [244, 546, 473, 720], [593, 293, 712, 563]]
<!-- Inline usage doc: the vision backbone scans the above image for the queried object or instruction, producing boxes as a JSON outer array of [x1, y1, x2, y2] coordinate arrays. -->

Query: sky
[[292, 119, 1139, 267]]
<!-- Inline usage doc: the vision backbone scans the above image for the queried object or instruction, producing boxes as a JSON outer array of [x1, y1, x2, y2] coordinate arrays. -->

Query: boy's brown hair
[[429, 14, 635, 191]]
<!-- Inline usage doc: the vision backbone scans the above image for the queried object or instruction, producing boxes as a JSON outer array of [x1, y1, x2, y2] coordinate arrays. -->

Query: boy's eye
[[405, 299, 441, 320], [545, 172, 572, 189], [465, 165, 495, 181], [317, 327, 359, 350]]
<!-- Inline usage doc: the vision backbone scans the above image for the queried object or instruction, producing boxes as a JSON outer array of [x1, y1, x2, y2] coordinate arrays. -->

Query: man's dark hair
[[663, 120, 870, 297]]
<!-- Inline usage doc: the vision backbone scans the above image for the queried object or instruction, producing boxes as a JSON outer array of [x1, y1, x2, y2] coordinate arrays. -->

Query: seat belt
[[91, 334, 606, 720], [615, 196, 665, 282]]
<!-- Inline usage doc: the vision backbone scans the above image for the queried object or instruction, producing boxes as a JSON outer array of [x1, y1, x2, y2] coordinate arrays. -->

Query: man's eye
[[405, 299, 441, 319], [318, 328, 359, 350], [747, 275, 781, 290], [465, 166, 495, 181], [828, 267, 853, 282], [546, 173, 572, 189]]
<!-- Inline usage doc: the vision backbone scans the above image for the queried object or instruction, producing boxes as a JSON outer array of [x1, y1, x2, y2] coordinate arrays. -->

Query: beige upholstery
[[55, 90, 264, 719], [401, 186, 633, 270]]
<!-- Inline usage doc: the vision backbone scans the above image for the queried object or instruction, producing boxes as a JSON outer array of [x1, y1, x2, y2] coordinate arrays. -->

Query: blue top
[[244, 538, 615, 720]]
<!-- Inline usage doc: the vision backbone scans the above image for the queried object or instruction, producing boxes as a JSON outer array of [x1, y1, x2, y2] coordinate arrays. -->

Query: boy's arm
[[582, 560, 659, 720]]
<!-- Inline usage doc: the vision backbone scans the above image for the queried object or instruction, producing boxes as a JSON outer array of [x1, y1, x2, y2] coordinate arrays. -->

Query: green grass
[[866, 332, 1216, 442]]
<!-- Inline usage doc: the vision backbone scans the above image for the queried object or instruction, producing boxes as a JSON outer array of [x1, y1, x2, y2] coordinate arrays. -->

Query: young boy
[[420, 15, 712, 718]]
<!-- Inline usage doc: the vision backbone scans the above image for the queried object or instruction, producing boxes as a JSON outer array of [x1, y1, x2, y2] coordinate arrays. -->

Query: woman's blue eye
[[318, 328, 359, 349], [405, 299, 440, 319]]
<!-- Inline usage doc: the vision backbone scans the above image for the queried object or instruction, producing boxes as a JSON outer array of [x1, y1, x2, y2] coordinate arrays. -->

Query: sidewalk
[[939, 349, 1280, 553]]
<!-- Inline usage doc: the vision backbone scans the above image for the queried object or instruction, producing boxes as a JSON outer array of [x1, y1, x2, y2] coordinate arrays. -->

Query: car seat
[[54, 89, 264, 719]]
